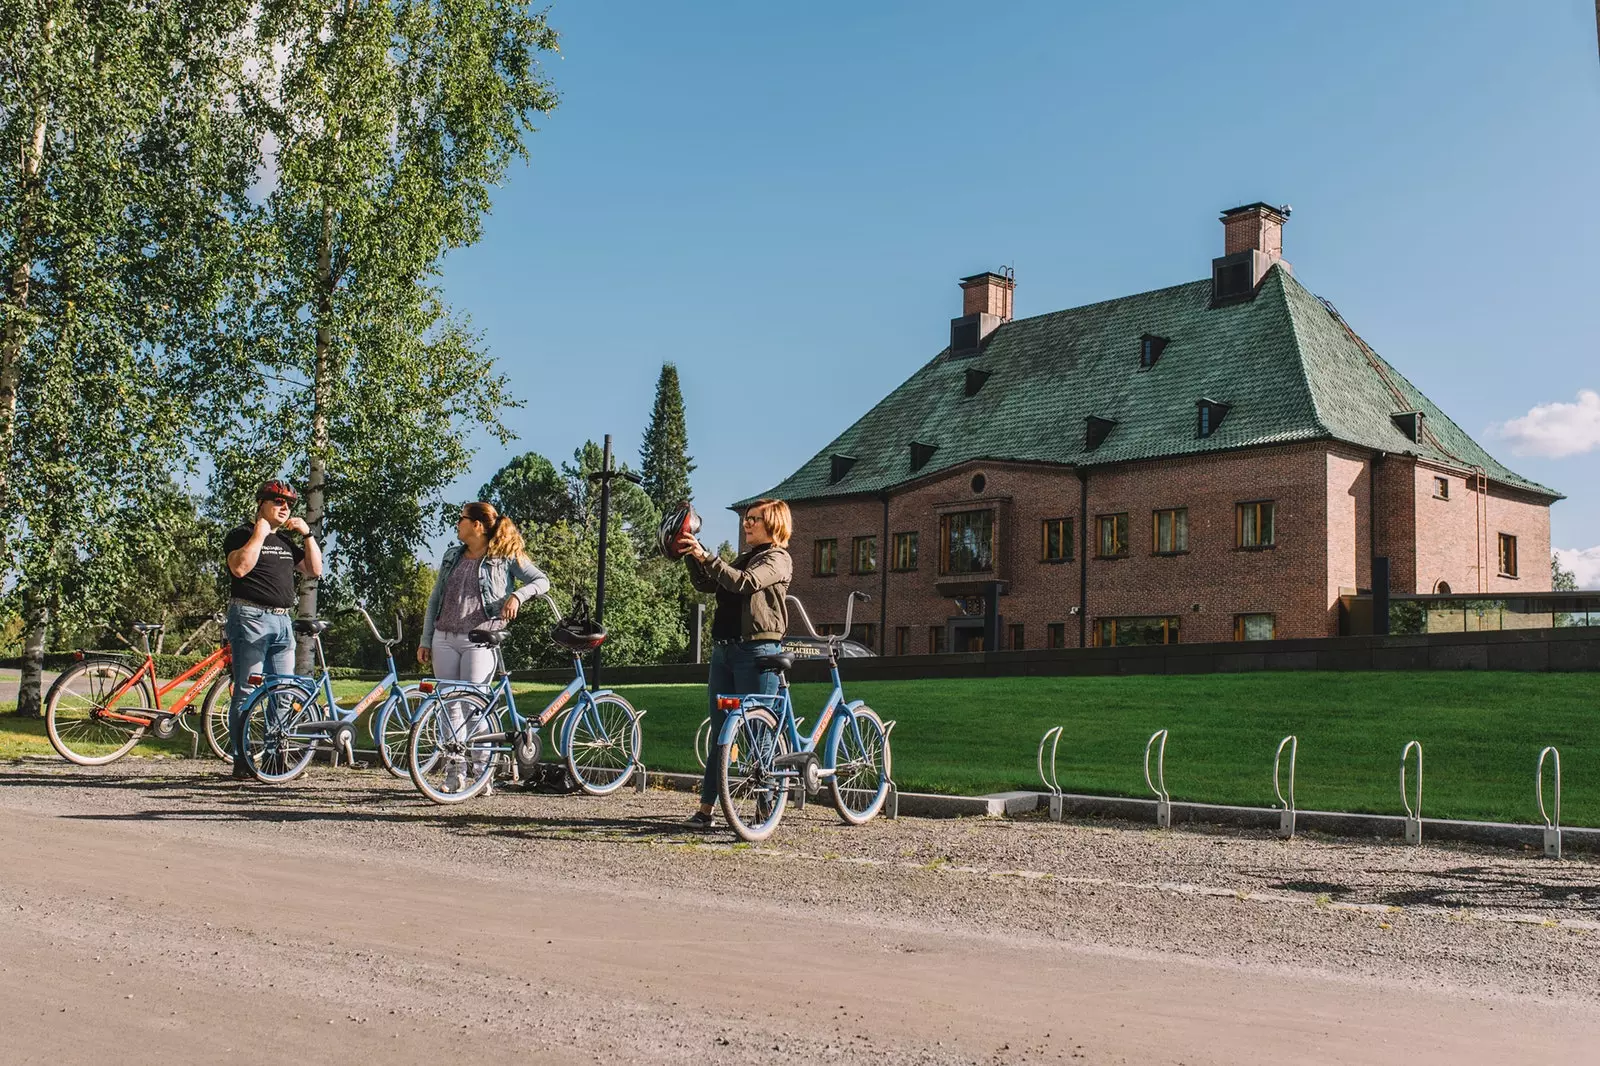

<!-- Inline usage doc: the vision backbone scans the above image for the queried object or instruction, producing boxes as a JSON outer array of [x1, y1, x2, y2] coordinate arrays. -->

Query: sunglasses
[[266, 496, 293, 507]]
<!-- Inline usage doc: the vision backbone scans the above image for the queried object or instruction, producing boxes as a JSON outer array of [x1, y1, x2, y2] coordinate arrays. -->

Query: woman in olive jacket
[[680, 497, 792, 829]]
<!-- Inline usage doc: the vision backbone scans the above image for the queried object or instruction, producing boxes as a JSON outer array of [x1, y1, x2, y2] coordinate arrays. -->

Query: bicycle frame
[[424, 641, 598, 751], [86, 633, 231, 728], [252, 606, 411, 751]]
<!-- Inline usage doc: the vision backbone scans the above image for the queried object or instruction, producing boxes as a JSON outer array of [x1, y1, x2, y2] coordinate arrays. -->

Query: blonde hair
[[462, 501, 527, 560], [745, 498, 792, 548]]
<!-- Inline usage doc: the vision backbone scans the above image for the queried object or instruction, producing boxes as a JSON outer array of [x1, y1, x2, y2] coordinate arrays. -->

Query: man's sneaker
[[683, 810, 715, 831]]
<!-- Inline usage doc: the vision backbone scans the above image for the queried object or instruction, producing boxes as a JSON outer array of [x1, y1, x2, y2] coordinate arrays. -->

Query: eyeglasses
[[742, 515, 762, 526], [267, 497, 292, 507]]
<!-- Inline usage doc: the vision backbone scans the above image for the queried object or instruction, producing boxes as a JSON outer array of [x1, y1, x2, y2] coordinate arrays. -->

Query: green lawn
[[7, 672, 1597, 827], [598, 672, 1599, 827]]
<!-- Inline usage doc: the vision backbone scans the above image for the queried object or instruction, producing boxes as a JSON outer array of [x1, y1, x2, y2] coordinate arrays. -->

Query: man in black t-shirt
[[222, 479, 323, 778]]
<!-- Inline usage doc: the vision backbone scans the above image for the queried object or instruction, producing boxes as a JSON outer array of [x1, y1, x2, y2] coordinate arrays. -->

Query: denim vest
[[421, 543, 551, 647]]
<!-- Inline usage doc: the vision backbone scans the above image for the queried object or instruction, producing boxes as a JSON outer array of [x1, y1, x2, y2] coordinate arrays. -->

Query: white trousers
[[431, 630, 497, 774]]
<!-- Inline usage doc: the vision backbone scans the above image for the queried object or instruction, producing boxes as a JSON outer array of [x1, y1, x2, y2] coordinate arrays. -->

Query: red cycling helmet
[[256, 479, 299, 504], [658, 502, 701, 561]]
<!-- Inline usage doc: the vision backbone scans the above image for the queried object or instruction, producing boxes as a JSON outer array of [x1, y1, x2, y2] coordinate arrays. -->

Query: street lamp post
[[586, 433, 641, 687]]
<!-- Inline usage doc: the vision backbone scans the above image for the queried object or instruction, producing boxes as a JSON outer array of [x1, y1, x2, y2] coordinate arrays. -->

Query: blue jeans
[[225, 603, 295, 772], [700, 640, 781, 806]]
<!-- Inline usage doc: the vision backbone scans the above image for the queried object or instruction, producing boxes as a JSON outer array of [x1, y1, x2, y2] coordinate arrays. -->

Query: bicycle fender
[[715, 707, 749, 746]]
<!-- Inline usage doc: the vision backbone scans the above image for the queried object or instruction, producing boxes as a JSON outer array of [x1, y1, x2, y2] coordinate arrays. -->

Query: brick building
[[736, 203, 1561, 651]]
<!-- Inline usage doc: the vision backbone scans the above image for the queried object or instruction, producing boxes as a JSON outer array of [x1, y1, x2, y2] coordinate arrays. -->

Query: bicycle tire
[[825, 705, 892, 825], [242, 678, 320, 784], [374, 688, 419, 779], [407, 692, 496, 805], [717, 706, 790, 843], [45, 658, 155, 766], [562, 692, 641, 796], [199, 673, 234, 762]]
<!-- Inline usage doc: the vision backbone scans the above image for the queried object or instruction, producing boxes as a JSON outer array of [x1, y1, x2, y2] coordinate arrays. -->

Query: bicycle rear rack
[[1273, 735, 1297, 840], [1400, 740, 1423, 845], [1144, 729, 1171, 829], [1537, 746, 1561, 859], [1038, 726, 1065, 821]]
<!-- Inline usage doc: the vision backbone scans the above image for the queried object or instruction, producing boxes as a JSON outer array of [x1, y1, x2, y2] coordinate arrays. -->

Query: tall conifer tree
[[639, 362, 694, 510]]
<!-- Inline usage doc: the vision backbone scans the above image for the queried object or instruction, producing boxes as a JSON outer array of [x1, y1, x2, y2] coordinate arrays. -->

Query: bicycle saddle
[[132, 622, 164, 633], [468, 628, 508, 647], [293, 618, 330, 635], [755, 654, 793, 674]]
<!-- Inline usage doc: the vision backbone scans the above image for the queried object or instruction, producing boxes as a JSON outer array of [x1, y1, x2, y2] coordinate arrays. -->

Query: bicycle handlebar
[[353, 602, 403, 647], [785, 591, 871, 643]]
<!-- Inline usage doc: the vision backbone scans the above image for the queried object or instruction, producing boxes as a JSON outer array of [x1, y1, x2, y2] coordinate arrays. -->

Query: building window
[[852, 536, 877, 574], [1152, 508, 1188, 554], [1097, 513, 1129, 558], [813, 539, 837, 576], [1095, 616, 1180, 646], [928, 626, 946, 654], [940, 509, 995, 574], [1433, 580, 1452, 594], [1234, 613, 1275, 641], [1498, 533, 1518, 578], [1236, 501, 1276, 549], [849, 623, 876, 649], [1434, 476, 1449, 500], [891, 531, 919, 571], [1140, 334, 1169, 369], [894, 626, 911, 655], [1008, 624, 1025, 650], [1046, 622, 1066, 649], [1196, 399, 1230, 439], [1041, 517, 1073, 562]]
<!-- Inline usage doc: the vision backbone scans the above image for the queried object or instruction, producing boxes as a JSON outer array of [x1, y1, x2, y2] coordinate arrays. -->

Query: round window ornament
[[970, 473, 986, 494]]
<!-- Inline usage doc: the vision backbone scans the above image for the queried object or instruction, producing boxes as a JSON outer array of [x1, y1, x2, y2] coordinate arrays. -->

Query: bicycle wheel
[[199, 673, 234, 762], [374, 689, 418, 779], [242, 678, 320, 784], [826, 706, 892, 825], [563, 692, 641, 796], [717, 706, 790, 843], [407, 692, 497, 805], [45, 658, 155, 766]]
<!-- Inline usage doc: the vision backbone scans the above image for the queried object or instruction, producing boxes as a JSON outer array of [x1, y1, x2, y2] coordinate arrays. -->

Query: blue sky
[[437, 1, 1600, 581]]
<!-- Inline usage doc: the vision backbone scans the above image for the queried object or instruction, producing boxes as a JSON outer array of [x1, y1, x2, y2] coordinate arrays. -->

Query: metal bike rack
[[1038, 725, 1065, 821], [1144, 729, 1172, 829], [633, 709, 650, 794], [883, 719, 899, 819], [1273, 735, 1297, 840], [1537, 746, 1562, 859], [694, 716, 711, 769], [1400, 740, 1423, 845]]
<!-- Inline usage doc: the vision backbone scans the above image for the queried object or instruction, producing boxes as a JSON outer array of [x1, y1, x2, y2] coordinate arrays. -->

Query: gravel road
[[2, 760, 1597, 1065]]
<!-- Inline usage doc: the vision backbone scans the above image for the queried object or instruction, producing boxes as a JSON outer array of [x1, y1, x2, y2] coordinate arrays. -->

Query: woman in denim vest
[[420, 501, 550, 792]]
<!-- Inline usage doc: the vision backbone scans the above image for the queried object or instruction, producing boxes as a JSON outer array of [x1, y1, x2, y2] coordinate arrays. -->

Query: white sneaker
[[441, 769, 463, 794]]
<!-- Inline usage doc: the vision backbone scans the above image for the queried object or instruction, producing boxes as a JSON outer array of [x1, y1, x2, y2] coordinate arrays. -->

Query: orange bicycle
[[45, 618, 234, 766]]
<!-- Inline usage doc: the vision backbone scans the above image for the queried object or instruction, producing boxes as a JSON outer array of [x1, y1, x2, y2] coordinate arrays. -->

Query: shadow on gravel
[[1376, 867, 1600, 912], [1269, 880, 1355, 898]]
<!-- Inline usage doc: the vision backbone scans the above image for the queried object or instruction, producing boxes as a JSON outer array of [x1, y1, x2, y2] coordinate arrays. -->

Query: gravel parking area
[[2, 760, 1597, 1064]]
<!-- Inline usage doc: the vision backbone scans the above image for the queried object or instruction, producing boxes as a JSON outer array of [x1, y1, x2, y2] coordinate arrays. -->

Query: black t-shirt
[[710, 546, 769, 643], [223, 524, 305, 609]]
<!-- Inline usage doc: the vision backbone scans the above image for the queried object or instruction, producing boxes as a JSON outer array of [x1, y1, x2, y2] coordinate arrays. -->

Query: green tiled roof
[[743, 267, 1558, 505]]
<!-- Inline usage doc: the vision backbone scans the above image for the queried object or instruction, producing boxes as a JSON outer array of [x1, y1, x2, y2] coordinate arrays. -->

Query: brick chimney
[[950, 270, 1014, 356], [1212, 202, 1291, 304]]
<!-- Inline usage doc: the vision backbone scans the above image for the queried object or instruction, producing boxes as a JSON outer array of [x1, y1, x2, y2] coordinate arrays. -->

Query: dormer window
[[1139, 334, 1169, 369], [963, 368, 990, 397], [1391, 411, 1424, 444], [1197, 398, 1231, 439], [829, 454, 857, 484], [909, 440, 939, 472], [1085, 416, 1117, 451]]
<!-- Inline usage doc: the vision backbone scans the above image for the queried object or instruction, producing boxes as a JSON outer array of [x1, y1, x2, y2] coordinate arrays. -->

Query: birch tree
[[224, 0, 558, 668]]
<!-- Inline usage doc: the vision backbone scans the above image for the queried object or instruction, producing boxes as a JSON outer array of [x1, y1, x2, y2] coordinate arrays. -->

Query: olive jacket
[[686, 544, 791, 641]]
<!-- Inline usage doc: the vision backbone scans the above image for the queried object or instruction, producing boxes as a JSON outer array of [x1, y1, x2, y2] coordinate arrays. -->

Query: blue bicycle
[[715, 591, 893, 842], [239, 604, 419, 784], [405, 594, 644, 805]]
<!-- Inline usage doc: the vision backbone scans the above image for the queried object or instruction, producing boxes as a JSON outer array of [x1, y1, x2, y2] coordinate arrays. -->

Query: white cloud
[[1490, 390, 1600, 458], [1554, 546, 1600, 589]]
